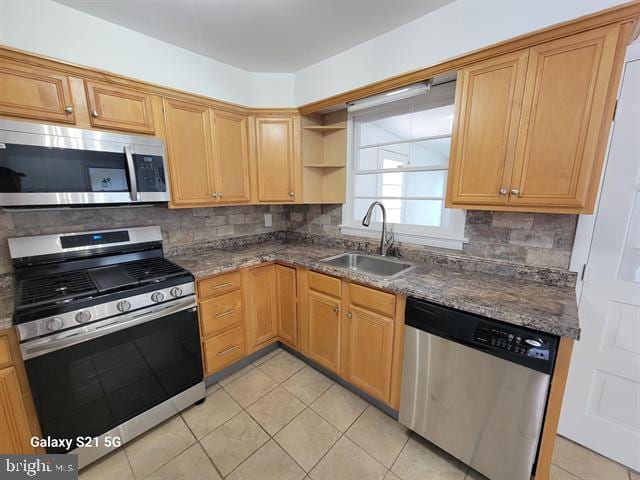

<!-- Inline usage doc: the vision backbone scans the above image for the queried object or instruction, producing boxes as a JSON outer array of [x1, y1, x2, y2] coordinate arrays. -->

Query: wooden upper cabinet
[[306, 289, 341, 373], [344, 305, 394, 402], [244, 264, 278, 349], [0, 60, 76, 124], [446, 50, 529, 206], [446, 25, 624, 213], [211, 110, 251, 204], [276, 265, 298, 346], [253, 116, 299, 202], [84, 80, 155, 134], [163, 98, 216, 206], [509, 25, 620, 210]]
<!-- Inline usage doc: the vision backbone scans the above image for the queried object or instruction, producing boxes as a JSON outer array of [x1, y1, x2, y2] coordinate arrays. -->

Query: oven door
[[0, 119, 169, 206], [23, 298, 202, 453]]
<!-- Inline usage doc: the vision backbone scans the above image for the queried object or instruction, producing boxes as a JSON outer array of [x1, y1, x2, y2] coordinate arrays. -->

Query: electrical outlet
[[264, 213, 272, 227]]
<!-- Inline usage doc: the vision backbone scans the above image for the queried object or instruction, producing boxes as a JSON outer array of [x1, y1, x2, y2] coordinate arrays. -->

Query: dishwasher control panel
[[405, 297, 559, 374], [473, 324, 551, 361]]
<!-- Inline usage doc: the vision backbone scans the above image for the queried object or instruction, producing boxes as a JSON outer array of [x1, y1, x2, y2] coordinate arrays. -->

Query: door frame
[[569, 39, 640, 302]]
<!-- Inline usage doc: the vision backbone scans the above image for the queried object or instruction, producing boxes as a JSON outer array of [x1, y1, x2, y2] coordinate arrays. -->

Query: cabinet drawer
[[308, 271, 341, 298], [198, 271, 241, 299], [200, 290, 243, 338], [349, 283, 395, 317], [203, 326, 246, 374]]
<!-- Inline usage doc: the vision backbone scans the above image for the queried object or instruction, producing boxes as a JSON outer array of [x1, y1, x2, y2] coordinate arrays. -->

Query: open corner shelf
[[303, 163, 346, 168], [302, 125, 346, 132]]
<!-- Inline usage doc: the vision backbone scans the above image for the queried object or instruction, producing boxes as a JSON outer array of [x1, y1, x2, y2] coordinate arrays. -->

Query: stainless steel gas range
[[8, 226, 204, 468]]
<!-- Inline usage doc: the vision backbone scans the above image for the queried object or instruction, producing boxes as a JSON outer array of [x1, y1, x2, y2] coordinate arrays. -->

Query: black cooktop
[[15, 257, 188, 312]]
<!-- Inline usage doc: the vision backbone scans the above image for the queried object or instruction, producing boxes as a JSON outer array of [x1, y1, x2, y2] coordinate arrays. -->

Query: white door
[[559, 47, 640, 470]]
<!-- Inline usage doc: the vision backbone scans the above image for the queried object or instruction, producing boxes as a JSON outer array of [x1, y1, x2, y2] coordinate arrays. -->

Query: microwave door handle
[[124, 144, 139, 201]]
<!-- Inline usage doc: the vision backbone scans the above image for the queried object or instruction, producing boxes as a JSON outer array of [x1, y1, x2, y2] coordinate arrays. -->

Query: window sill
[[338, 224, 468, 250]]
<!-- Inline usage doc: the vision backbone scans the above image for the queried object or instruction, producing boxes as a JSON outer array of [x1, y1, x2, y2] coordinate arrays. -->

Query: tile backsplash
[[0, 203, 577, 275], [287, 205, 578, 270], [0, 205, 287, 275]]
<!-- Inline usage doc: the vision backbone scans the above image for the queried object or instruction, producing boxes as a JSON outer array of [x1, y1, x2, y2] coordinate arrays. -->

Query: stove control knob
[[170, 287, 183, 298], [117, 300, 131, 312], [151, 292, 165, 303], [75, 310, 92, 324], [46, 317, 64, 331]]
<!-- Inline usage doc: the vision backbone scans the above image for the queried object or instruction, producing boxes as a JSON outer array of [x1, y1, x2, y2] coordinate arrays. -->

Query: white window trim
[[340, 83, 468, 251]]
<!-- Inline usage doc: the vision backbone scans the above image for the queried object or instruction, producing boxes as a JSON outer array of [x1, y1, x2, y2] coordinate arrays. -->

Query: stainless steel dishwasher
[[399, 298, 559, 480]]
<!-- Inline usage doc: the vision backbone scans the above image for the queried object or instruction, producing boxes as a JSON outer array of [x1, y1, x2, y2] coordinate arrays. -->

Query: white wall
[[0, 0, 296, 107], [0, 0, 631, 108], [294, 0, 630, 105]]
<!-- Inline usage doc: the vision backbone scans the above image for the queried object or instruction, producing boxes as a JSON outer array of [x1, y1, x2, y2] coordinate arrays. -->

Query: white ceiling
[[53, 0, 455, 72]]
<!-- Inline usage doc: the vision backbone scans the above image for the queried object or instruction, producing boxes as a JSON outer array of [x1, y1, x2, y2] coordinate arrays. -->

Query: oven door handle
[[124, 144, 139, 202], [21, 297, 197, 360]]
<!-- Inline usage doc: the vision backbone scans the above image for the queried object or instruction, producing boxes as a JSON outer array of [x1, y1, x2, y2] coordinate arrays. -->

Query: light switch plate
[[264, 213, 272, 227]]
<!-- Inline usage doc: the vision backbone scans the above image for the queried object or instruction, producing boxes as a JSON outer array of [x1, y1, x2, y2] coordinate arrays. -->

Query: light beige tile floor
[[80, 347, 640, 480]]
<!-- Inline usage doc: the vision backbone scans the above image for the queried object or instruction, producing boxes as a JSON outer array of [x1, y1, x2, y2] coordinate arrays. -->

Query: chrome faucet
[[362, 201, 395, 256]]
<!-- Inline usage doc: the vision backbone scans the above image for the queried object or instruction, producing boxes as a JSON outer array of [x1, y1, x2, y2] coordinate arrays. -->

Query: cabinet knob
[[499, 187, 508, 196], [211, 193, 219, 198], [333, 306, 339, 313], [64, 106, 73, 114], [510, 188, 520, 197], [91, 110, 99, 118], [289, 192, 295, 197], [346, 312, 353, 318], [218, 192, 223, 198]]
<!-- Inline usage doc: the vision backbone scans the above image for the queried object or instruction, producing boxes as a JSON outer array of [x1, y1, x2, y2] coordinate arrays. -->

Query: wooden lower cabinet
[[306, 289, 342, 373], [196, 266, 402, 408], [0, 328, 40, 454], [276, 265, 298, 347], [343, 305, 395, 402], [197, 270, 247, 376], [244, 264, 278, 350]]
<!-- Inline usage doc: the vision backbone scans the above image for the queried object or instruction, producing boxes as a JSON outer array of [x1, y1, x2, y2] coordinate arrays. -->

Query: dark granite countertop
[[169, 241, 580, 339], [0, 275, 14, 331]]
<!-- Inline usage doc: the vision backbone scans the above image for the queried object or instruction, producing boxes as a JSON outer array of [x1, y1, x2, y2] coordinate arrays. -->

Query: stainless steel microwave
[[0, 119, 170, 207]]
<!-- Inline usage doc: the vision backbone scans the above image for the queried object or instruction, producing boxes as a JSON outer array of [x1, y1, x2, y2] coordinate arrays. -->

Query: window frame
[[340, 82, 468, 250]]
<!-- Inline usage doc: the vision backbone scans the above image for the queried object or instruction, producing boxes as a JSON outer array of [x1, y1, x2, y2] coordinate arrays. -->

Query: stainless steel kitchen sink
[[320, 252, 415, 279]]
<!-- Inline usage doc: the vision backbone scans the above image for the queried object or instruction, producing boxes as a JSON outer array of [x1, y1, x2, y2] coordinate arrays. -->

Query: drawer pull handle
[[217, 345, 239, 357], [212, 282, 233, 290], [215, 309, 235, 318]]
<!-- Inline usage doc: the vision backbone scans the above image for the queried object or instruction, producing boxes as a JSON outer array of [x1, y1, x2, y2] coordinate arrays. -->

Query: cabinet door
[[509, 25, 620, 210], [211, 110, 251, 204], [0, 60, 75, 123], [254, 116, 297, 202], [446, 50, 529, 206], [0, 366, 35, 454], [84, 80, 155, 134], [344, 306, 394, 402], [163, 99, 216, 206], [307, 290, 341, 373], [276, 265, 297, 346], [245, 265, 278, 348]]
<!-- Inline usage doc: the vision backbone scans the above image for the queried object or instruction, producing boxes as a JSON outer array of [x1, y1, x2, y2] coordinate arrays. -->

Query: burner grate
[[17, 271, 98, 310], [122, 257, 185, 284]]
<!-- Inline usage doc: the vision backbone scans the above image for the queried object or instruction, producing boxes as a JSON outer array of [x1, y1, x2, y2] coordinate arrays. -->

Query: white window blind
[[342, 82, 467, 250]]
